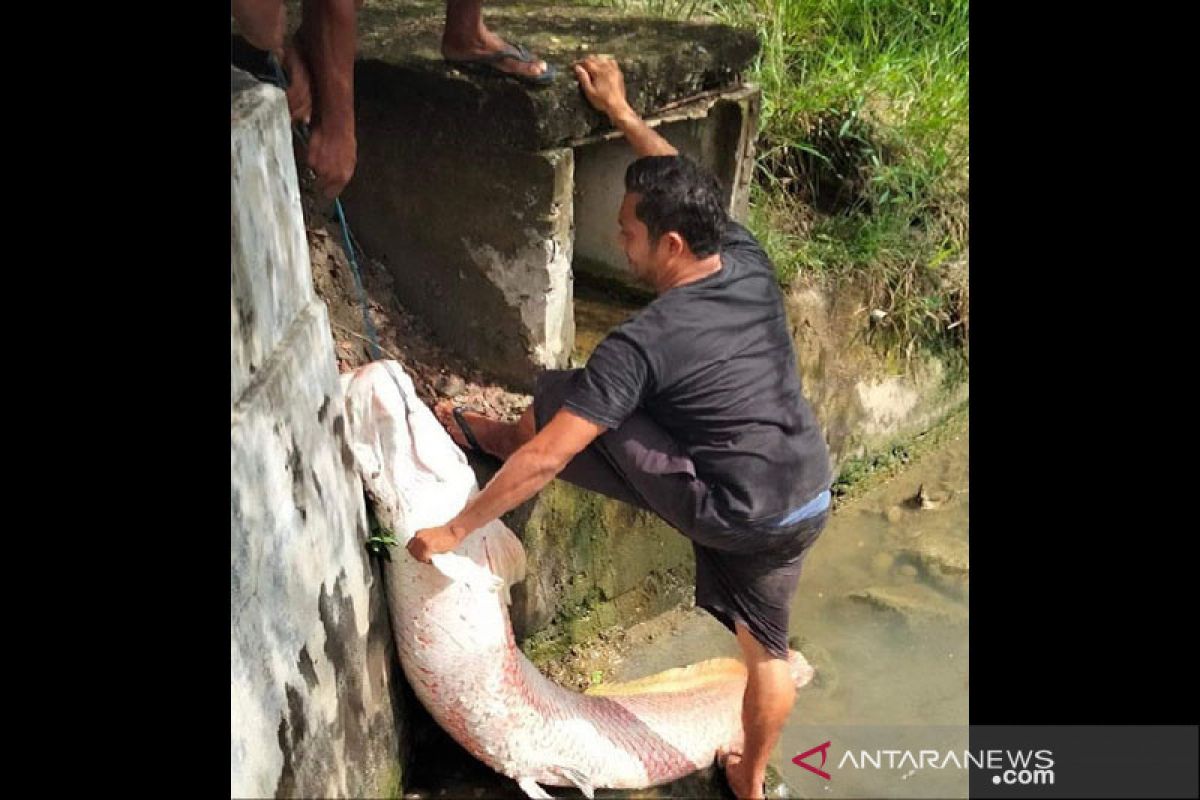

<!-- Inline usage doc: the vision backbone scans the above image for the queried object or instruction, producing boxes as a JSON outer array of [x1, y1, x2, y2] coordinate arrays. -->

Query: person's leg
[[692, 514, 828, 797], [440, 0, 549, 79], [232, 0, 286, 56], [432, 369, 658, 510], [530, 370, 715, 522], [432, 369, 572, 461], [433, 370, 745, 546], [723, 621, 796, 799], [434, 401, 534, 459]]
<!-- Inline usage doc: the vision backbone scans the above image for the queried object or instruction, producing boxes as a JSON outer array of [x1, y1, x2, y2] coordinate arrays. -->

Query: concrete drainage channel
[[340, 0, 762, 391], [233, 2, 969, 795]]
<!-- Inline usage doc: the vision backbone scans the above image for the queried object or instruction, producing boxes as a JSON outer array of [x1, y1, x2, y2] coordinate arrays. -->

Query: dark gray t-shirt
[[563, 221, 832, 525]]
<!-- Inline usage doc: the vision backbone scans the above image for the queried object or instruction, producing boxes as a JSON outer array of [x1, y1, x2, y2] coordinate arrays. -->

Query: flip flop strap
[[452, 407, 485, 453], [473, 44, 535, 65]]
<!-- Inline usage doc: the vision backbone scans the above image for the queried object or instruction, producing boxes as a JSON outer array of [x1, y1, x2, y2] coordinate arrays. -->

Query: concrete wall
[[341, 1, 763, 390], [345, 81, 759, 388], [231, 67, 405, 799], [343, 122, 576, 393]]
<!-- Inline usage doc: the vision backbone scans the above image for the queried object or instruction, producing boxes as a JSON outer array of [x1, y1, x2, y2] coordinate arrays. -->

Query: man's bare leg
[[232, 0, 286, 55], [725, 622, 796, 799], [433, 401, 536, 459]]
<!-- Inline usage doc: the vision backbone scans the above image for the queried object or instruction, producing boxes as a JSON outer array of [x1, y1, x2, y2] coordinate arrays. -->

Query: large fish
[[341, 361, 815, 798]]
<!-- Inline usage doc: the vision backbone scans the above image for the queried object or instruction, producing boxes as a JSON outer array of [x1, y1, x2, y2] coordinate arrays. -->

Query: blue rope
[[333, 197, 383, 361], [262, 55, 383, 361]]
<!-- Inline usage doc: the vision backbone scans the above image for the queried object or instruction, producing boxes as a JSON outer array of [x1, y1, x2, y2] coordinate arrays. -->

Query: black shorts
[[533, 369, 829, 658]]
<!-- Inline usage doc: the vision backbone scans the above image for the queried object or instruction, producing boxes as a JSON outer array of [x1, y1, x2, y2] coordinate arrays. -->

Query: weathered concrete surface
[[332, 0, 758, 386], [786, 284, 969, 468], [348, 0, 759, 151], [231, 67, 314, 406], [342, 142, 575, 392], [504, 480, 696, 658], [231, 67, 405, 798]]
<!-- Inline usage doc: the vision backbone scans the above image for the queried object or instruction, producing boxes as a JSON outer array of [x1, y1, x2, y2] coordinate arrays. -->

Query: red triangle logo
[[792, 741, 832, 780]]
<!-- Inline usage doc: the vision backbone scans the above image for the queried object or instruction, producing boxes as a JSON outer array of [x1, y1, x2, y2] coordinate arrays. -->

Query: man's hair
[[624, 155, 727, 258]]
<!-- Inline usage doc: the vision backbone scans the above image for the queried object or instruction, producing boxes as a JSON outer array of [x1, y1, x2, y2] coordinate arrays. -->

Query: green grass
[[596, 0, 969, 366]]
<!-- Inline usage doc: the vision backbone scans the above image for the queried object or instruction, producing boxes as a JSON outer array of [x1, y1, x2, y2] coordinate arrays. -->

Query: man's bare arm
[[298, 0, 360, 199], [407, 409, 605, 562], [574, 56, 679, 159]]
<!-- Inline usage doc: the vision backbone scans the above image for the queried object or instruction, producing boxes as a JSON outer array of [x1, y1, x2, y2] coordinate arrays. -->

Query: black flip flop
[[445, 43, 558, 87], [451, 407, 486, 454]]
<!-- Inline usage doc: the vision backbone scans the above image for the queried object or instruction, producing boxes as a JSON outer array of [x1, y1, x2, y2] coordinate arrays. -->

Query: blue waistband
[[776, 489, 831, 527]]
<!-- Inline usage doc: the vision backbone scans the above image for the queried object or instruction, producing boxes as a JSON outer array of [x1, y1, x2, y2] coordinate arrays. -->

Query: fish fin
[[428, 552, 503, 592], [481, 524, 527, 605], [517, 777, 553, 799], [549, 766, 595, 799], [585, 657, 748, 697]]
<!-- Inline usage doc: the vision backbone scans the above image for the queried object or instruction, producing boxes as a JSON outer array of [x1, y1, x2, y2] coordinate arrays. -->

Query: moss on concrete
[[377, 762, 405, 799], [511, 479, 694, 664]]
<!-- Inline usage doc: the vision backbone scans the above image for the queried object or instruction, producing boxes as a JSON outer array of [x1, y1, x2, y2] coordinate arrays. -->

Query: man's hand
[[407, 409, 603, 568], [574, 55, 633, 121], [282, 40, 313, 124], [407, 525, 463, 564], [573, 55, 677, 158], [305, 121, 357, 200], [295, 0, 358, 200]]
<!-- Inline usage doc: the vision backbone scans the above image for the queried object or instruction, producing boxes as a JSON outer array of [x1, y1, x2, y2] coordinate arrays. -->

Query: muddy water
[[608, 430, 970, 798], [571, 276, 647, 362]]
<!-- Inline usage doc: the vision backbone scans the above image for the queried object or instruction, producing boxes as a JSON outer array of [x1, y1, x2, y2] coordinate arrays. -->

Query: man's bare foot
[[441, 26, 549, 80], [432, 400, 518, 458], [724, 753, 765, 800]]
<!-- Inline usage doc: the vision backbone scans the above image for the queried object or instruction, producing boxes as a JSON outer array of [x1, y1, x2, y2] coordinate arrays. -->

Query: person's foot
[[432, 400, 513, 457], [724, 753, 766, 800], [441, 26, 549, 81]]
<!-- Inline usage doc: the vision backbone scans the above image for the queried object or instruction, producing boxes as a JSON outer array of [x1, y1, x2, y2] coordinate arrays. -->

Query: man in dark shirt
[[410, 56, 832, 799]]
